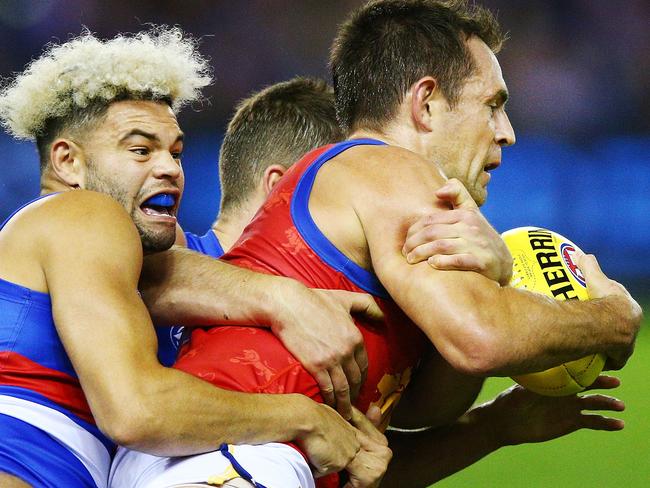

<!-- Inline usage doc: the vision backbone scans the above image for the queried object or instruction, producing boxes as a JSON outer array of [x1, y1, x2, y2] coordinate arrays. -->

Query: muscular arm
[[141, 245, 378, 418], [37, 191, 359, 465], [352, 146, 640, 377], [141, 245, 306, 326]]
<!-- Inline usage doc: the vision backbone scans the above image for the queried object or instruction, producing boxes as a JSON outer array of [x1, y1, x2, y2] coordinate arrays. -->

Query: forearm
[[383, 405, 501, 487], [99, 365, 315, 456], [472, 285, 634, 375], [388, 263, 636, 376], [140, 246, 294, 327]]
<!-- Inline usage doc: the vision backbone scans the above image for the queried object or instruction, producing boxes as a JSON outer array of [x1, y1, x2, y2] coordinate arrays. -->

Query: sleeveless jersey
[[173, 139, 429, 486], [155, 230, 224, 367], [0, 194, 114, 487]]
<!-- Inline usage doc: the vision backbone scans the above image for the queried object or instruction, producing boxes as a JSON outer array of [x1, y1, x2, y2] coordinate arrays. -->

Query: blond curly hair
[[0, 26, 212, 141]]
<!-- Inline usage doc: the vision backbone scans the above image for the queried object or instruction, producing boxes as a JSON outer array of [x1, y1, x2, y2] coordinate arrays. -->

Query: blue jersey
[[184, 229, 224, 258], [154, 230, 224, 367], [0, 195, 114, 487]]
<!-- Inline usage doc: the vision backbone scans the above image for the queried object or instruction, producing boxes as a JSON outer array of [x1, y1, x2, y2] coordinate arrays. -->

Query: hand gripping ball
[[501, 227, 605, 396]]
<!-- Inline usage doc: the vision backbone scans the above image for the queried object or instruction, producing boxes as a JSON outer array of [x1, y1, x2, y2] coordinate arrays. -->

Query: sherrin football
[[501, 227, 605, 396]]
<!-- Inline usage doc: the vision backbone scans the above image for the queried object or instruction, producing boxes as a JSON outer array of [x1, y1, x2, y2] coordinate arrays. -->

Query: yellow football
[[501, 227, 606, 396]]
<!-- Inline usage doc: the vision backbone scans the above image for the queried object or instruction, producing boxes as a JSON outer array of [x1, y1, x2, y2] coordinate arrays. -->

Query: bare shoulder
[[325, 144, 446, 213], [0, 190, 141, 292], [334, 144, 446, 193], [23, 191, 142, 264], [35, 191, 137, 240]]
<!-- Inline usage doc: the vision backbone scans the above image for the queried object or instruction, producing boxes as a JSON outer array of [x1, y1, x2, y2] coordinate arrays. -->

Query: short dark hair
[[330, 0, 505, 133], [219, 77, 343, 212]]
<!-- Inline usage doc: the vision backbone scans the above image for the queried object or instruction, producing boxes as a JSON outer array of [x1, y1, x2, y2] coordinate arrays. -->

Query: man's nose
[[496, 110, 515, 147]]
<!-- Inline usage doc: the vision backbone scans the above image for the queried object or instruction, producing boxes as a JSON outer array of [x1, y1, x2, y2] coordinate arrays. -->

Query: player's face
[[81, 100, 184, 253], [433, 37, 515, 206]]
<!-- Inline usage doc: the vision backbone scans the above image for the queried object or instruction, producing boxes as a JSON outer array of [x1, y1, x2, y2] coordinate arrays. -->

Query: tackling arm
[[37, 191, 363, 472], [141, 244, 380, 418]]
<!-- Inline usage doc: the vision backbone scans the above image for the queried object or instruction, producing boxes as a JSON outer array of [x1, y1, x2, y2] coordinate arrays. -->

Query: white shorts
[[109, 442, 315, 488]]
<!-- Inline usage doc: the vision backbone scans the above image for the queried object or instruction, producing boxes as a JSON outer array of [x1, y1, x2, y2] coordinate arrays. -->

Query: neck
[[40, 175, 75, 196], [211, 200, 259, 252], [348, 121, 426, 157]]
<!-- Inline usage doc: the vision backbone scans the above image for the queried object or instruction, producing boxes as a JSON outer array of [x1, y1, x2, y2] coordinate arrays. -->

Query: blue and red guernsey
[[173, 139, 429, 486], [0, 195, 114, 487]]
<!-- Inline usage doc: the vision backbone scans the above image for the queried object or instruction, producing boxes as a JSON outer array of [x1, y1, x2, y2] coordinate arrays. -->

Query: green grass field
[[434, 303, 650, 487]]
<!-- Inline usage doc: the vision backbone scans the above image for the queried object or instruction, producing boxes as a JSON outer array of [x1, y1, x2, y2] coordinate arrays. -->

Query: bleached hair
[[0, 26, 212, 140]]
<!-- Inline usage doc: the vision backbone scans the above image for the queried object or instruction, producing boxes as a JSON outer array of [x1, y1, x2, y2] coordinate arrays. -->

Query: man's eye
[[131, 148, 149, 156], [171, 152, 182, 160]]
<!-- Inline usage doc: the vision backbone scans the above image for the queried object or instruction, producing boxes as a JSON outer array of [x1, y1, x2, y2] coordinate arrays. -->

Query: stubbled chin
[[470, 186, 486, 207]]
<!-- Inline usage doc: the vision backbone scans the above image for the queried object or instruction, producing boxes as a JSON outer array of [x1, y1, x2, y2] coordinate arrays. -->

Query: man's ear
[[262, 164, 288, 195], [410, 76, 440, 132], [49, 138, 87, 188]]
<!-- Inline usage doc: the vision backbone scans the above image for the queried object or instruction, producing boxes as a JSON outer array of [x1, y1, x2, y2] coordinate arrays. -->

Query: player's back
[[174, 139, 428, 428]]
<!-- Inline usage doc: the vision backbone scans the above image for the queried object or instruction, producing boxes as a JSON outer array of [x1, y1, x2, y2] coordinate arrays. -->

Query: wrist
[[265, 277, 305, 334], [290, 395, 321, 441], [599, 295, 640, 351], [239, 273, 296, 328]]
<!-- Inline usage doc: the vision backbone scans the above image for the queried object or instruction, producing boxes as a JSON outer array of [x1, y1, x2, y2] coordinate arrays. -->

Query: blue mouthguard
[[143, 194, 175, 207]]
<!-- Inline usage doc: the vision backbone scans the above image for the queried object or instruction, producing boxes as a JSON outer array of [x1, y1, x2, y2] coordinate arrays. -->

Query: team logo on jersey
[[169, 325, 186, 349], [560, 243, 586, 287]]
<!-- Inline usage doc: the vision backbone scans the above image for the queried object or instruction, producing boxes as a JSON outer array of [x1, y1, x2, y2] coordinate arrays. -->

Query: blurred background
[[0, 1, 648, 486]]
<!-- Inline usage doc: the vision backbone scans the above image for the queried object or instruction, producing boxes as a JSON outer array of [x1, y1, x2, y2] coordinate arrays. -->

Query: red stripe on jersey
[[0, 351, 94, 424]]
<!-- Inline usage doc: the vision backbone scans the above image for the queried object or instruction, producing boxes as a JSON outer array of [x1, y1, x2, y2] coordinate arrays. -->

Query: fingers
[[314, 370, 336, 410], [435, 178, 478, 209], [330, 365, 353, 420], [365, 405, 382, 429], [401, 209, 487, 262], [585, 375, 621, 391], [577, 389, 625, 431], [579, 393, 625, 413], [350, 407, 388, 445], [427, 253, 482, 272], [355, 346, 369, 387], [342, 354, 364, 402], [330, 289, 384, 322], [302, 289, 373, 413], [576, 252, 604, 282], [343, 431, 392, 488], [405, 236, 459, 264], [580, 413, 625, 431]]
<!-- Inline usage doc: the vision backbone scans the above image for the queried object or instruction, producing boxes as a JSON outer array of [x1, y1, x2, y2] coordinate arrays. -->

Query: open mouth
[[484, 161, 500, 172], [140, 193, 177, 218]]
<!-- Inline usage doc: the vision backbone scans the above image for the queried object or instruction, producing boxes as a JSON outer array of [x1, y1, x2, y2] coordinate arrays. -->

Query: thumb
[[576, 252, 604, 282], [365, 404, 382, 428], [350, 407, 388, 445], [332, 290, 384, 322], [435, 178, 478, 209]]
